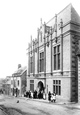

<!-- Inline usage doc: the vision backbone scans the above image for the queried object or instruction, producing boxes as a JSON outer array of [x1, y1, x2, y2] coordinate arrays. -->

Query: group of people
[[48, 91, 56, 102], [24, 90, 43, 99], [24, 90, 56, 103]]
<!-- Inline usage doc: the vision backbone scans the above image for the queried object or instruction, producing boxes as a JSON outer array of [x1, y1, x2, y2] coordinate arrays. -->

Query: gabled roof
[[46, 3, 80, 26], [71, 4, 80, 24], [12, 66, 27, 77]]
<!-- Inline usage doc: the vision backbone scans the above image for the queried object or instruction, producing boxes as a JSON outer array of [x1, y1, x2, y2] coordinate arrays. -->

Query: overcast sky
[[0, 0, 80, 79]]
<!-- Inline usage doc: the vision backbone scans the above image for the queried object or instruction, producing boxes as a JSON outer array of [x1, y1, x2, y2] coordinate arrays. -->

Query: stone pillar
[[33, 40, 35, 76], [55, 14, 57, 41], [44, 35, 46, 75], [60, 19, 63, 74], [37, 28, 39, 73], [28, 44, 30, 76], [43, 22, 46, 75], [43, 22, 47, 99], [50, 27, 53, 75], [76, 49, 80, 102]]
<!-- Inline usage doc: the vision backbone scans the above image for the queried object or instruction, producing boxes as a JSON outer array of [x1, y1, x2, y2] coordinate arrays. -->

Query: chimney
[[18, 64, 21, 69]]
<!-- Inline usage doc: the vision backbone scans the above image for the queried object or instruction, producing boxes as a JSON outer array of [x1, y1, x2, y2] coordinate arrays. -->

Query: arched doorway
[[37, 81, 44, 99]]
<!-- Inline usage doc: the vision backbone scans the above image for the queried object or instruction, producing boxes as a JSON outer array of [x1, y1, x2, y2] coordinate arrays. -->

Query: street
[[0, 95, 80, 115]]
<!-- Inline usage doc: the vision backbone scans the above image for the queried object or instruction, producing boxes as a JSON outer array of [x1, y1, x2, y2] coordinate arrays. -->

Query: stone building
[[27, 4, 80, 102], [2, 76, 11, 95], [11, 65, 27, 96]]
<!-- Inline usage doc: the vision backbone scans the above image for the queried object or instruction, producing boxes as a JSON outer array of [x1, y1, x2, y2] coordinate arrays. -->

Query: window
[[18, 80, 19, 86], [11, 80, 13, 85], [30, 80, 34, 92], [53, 45, 60, 70], [13, 80, 16, 87], [54, 47, 56, 70], [39, 52, 44, 72], [53, 80, 61, 95], [30, 56, 33, 73], [57, 45, 60, 70]]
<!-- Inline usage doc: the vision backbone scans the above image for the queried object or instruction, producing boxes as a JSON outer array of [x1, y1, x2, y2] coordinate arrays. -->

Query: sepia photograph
[[0, 0, 80, 114]]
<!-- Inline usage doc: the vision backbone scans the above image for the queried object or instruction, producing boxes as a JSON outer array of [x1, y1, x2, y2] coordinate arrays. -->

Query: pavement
[[2, 95, 80, 110], [18, 96, 80, 109]]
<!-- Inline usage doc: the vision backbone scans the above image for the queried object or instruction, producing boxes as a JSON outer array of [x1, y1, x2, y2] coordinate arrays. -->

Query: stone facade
[[27, 4, 80, 102], [2, 76, 11, 95]]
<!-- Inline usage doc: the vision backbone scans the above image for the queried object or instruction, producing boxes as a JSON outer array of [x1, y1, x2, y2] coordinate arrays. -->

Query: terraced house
[[11, 64, 27, 97], [27, 4, 80, 102]]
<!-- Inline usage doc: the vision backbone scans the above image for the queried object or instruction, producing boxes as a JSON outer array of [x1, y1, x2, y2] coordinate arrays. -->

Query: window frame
[[30, 56, 33, 73], [53, 80, 61, 95], [18, 80, 19, 86], [53, 44, 60, 70], [30, 80, 34, 92], [39, 52, 44, 72]]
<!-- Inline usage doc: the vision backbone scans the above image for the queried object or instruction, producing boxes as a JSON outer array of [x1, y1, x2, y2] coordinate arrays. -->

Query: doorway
[[37, 81, 44, 99]]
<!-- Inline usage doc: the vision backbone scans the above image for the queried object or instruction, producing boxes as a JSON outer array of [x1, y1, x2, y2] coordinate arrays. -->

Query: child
[[51, 93, 56, 102]]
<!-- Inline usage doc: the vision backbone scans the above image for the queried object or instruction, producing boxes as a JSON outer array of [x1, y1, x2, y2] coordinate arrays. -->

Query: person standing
[[53, 93, 56, 102], [48, 91, 51, 102], [31, 91, 33, 98]]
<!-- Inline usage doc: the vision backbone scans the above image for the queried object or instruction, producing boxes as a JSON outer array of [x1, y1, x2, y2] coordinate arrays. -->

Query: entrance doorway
[[37, 81, 44, 99], [38, 81, 44, 92]]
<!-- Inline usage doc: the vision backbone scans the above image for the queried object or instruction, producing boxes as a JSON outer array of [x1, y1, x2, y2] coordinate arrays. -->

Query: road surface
[[0, 95, 80, 115]]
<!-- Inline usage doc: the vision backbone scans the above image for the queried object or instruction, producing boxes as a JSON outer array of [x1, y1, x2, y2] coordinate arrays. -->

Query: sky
[[0, 0, 80, 79]]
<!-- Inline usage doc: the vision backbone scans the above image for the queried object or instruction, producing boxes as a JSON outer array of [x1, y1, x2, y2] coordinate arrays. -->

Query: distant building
[[27, 4, 80, 102], [11, 65, 27, 96], [2, 76, 11, 95], [0, 79, 4, 90]]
